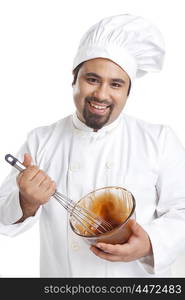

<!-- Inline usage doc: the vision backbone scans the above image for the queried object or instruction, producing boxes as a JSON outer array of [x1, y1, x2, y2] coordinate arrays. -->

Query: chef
[[0, 14, 185, 277]]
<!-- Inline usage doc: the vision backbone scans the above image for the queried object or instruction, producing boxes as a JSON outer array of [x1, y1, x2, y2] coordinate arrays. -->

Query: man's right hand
[[16, 153, 56, 222]]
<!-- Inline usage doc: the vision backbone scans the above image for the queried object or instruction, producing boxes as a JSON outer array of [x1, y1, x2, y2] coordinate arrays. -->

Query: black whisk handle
[[5, 154, 26, 172]]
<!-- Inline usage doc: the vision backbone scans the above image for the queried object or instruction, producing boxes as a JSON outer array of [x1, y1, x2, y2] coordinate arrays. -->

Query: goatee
[[83, 96, 114, 130]]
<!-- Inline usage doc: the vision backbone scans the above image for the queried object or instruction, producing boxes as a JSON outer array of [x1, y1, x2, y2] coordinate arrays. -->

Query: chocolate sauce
[[75, 190, 132, 236]]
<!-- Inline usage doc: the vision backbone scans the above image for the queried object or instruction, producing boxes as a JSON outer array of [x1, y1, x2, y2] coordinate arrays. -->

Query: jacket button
[[69, 163, 81, 172], [71, 242, 80, 251], [105, 161, 113, 169]]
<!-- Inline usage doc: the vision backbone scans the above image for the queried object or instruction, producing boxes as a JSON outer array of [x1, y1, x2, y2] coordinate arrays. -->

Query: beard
[[82, 96, 114, 130]]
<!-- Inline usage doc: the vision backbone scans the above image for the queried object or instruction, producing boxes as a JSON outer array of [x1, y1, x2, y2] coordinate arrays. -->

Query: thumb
[[129, 219, 142, 237], [23, 153, 32, 168]]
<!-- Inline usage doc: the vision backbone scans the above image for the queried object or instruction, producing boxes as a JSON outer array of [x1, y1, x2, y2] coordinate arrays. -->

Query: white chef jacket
[[0, 112, 185, 277]]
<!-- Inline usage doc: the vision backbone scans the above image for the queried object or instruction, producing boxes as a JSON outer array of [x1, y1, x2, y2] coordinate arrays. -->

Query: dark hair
[[72, 62, 131, 96], [72, 62, 85, 85]]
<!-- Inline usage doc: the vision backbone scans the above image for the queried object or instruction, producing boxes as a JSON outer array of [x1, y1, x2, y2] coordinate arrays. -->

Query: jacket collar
[[72, 111, 122, 135]]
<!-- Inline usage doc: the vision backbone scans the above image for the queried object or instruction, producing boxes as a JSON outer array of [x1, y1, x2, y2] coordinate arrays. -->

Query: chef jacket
[[0, 112, 185, 277]]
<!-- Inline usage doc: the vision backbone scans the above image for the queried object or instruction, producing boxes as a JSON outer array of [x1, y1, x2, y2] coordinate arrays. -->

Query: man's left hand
[[90, 220, 152, 262]]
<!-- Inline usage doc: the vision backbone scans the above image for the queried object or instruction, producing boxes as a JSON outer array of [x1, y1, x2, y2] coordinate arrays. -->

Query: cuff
[[3, 190, 23, 225], [141, 223, 169, 274], [0, 206, 42, 237]]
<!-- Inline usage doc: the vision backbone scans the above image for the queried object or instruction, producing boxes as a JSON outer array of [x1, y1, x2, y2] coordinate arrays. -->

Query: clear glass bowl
[[69, 186, 136, 245]]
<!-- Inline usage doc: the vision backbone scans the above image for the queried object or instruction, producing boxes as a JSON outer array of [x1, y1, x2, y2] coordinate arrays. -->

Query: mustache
[[85, 96, 112, 106]]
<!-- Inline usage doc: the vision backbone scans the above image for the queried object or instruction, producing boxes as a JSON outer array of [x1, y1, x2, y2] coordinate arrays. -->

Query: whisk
[[5, 154, 114, 236]]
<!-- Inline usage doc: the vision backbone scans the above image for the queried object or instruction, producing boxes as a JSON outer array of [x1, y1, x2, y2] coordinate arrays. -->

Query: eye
[[86, 77, 99, 84], [111, 82, 122, 88]]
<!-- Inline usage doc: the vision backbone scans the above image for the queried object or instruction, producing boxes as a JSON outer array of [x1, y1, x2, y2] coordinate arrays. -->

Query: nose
[[92, 83, 109, 100]]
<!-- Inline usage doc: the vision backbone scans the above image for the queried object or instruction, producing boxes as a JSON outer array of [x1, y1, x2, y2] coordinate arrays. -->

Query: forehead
[[79, 58, 129, 81]]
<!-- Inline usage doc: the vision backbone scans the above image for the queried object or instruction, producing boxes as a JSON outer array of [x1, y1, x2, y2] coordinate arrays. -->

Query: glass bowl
[[69, 186, 136, 245]]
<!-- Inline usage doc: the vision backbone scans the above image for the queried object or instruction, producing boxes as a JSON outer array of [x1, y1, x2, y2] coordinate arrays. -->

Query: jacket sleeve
[[0, 130, 42, 236], [141, 126, 185, 274]]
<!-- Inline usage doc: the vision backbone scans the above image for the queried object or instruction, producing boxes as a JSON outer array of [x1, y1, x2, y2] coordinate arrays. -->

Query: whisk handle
[[5, 154, 26, 172], [5, 154, 58, 196]]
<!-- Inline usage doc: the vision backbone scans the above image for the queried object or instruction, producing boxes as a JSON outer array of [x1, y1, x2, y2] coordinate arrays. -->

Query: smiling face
[[73, 58, 130, 130]]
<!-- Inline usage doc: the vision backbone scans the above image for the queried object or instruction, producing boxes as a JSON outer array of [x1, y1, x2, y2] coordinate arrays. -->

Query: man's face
[[73, 58, 130, 130]]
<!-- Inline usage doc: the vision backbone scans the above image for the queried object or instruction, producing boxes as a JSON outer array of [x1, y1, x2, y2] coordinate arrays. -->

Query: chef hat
[[73, 14, 165, 81]]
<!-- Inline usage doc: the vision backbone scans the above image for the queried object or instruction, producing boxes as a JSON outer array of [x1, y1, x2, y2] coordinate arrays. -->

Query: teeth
[[90, 103, 107, 110]]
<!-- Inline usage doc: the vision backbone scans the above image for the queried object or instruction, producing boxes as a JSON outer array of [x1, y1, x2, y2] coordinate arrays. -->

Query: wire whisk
[[54, 191, 113, 235], [5, 154, 114, 236]]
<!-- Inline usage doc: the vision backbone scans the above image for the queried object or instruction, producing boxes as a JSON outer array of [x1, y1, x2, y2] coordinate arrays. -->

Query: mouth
[[87, 100, 111, 115]]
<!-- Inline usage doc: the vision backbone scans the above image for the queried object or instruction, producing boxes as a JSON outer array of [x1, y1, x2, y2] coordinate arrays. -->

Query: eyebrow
[[84, 72, 125, 84], [85, 72, 101, 79], [112, 78, 125, 84]]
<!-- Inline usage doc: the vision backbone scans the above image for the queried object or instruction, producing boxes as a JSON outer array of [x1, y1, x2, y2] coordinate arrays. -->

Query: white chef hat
[[73, 14, 165, 81]]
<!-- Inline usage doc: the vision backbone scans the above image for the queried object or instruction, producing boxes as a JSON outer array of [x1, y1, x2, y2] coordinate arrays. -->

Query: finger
[[31, 170, 47, 185], [130, 220, 143, 237], [39, 177, 55, 192], [39, 182, 56, 204], [39, 176, 51, 189], [127, 218, 136, 230], [17, 153, 33, 184], [46, 181, 56, 196], [16, 172, 24, 185], [23, 153, 32, 168], [96, 242, 130, 256], [90, 245, 122, 262], [16, 166, 38, 185], [21, 165, 40, 181]]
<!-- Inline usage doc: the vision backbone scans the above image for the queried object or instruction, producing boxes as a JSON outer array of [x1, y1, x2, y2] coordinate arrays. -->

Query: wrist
[[19, 193, 40, 218]]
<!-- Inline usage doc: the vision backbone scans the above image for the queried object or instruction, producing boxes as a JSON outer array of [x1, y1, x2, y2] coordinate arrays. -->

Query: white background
[[0, 0, 185, 277]]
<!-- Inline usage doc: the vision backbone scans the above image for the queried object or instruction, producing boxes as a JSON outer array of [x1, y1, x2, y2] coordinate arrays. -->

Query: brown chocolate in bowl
[[70, 186, 135, 244]]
